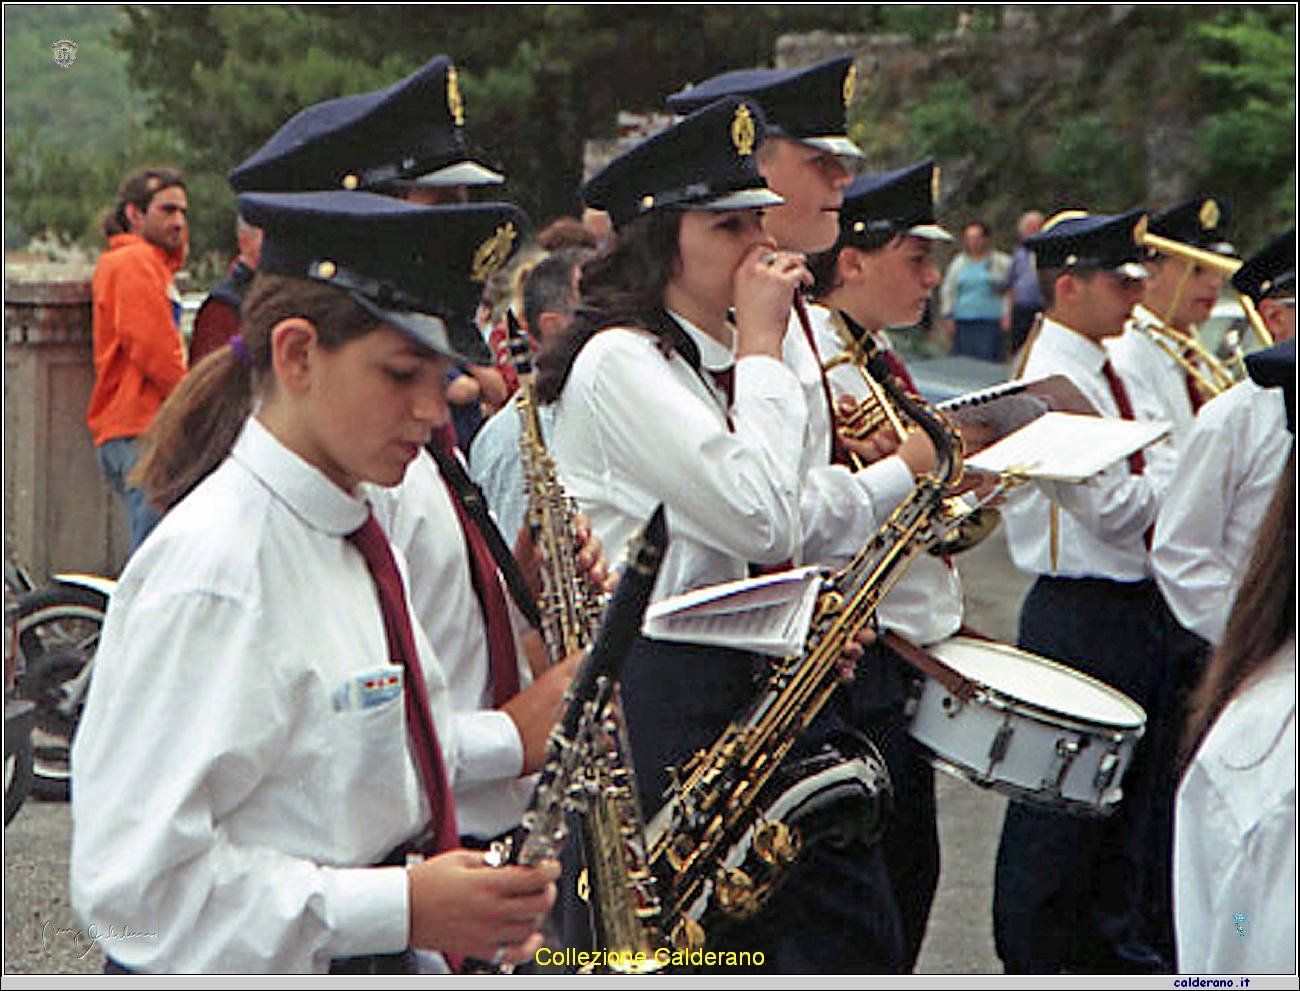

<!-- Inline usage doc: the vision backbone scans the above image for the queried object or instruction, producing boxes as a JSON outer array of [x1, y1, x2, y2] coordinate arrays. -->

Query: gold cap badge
[[447, 65, 465, 126], [1199, 198, 1221, 231], [731, 103, 756, 157], [843, 63, 858, 107], [341, 174, 359, 190], [471, 222, 518, 283], [931, 165, 942, 206]]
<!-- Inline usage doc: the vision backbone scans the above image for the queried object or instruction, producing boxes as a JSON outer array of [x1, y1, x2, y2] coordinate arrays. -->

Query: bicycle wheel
[[13, 584, 107, 801]]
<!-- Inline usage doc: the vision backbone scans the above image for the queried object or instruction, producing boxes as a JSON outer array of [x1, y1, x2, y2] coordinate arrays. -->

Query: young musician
[[227, 55, 604, 850], [668, 61, 951, 971], [541, 95, 899, 971], [71, 192, 557, 973], [995, 210, 1174, 973]]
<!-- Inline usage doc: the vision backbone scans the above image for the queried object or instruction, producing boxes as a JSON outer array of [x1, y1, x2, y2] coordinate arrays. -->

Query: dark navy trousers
[[993, 576, 1179, 974]]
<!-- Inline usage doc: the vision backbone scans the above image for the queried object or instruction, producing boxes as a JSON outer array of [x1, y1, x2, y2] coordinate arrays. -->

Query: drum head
[[929, 637, 1145, 728]]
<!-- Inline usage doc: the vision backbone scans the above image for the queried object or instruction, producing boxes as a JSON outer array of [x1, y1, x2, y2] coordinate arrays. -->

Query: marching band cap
[[1026, 209, 1150, 279], [1147, 196, 1235, 255], [236, 190, 528, 366], [839, 159, 952, 244], [581, 96, 784, 230], [666, 55, 865, 161], [1245, 338, 1296, 433], [1232, 229, 1296, 302], [229, 55, 503, 194]]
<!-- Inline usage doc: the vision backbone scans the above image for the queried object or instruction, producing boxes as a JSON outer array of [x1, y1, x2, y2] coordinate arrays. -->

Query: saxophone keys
[[753, 819, 801, 867]]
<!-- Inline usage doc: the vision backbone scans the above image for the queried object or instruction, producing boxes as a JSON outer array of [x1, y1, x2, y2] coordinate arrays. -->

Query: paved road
[[4, 529, 1033, 975]]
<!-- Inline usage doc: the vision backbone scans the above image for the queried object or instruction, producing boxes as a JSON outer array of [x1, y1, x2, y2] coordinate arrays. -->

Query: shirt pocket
[[304, 669, 424, 862]]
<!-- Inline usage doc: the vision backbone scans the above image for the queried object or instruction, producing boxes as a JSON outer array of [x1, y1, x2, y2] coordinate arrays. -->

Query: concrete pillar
[[4, 272, 129, 581]]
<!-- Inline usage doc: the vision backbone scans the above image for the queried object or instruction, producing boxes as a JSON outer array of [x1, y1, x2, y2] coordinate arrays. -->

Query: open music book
[[642, 566, 825, 657], [938, 374, 1098, 450], [965, 411, 1171, 483]]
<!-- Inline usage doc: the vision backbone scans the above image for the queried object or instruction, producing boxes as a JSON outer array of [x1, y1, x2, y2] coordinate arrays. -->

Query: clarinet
[[488, 506, 670, 974]]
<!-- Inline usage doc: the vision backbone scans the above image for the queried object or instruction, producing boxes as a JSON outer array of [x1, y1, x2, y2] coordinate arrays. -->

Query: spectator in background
[[1004, 210, 1045, 356], [940, 219, 1012, 361], [535, 216, 599, 253], [87, 167, 189, 551], [188, 215, 263, 365]]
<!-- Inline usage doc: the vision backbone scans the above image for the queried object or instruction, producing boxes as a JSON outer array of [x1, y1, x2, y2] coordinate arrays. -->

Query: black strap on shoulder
[[424, 440, 544, 631]]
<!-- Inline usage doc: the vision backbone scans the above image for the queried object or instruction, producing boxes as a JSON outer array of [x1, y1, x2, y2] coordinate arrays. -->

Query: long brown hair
[[1180, 445, 1296, 772], [131, 274, 381, 512], [535, 209, 683, 404]]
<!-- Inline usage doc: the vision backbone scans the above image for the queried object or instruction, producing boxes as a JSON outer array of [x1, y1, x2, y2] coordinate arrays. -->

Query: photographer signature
[[42, 922, 157, 960]]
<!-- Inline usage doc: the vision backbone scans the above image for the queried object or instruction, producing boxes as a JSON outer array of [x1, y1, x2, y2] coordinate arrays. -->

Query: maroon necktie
[[348, 512, 459, 855], [1182, 349, 1206, 414], [709, 365, 736, 407], [794, 295, 849, 465], [880, 346, 920, 396], [431, 423, 521, 708], [1100, 360, 1146, 475]]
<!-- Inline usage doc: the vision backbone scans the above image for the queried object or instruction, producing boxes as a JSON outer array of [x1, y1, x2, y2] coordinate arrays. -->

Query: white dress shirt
[[1108, 305, 1200, 459], [370, 449, 533, 840], [71, 417, 457, 973], [800, 302, 963, 645], [1175, 639, 1296, 974], [468, 395, 557, 546], [1001, 317, 1164, 581], [551, 313, 806, 604], [1151, 381, 1291, 644]]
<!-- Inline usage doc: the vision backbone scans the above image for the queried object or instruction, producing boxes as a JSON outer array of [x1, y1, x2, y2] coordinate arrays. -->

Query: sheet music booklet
[[643, 566, 825, 657], [944, 375, 1171, 483]]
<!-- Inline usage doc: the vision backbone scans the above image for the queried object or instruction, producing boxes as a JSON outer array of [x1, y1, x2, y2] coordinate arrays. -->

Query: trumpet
[[821, 311, 1000, 555], [1133, 215, 1274, 351]]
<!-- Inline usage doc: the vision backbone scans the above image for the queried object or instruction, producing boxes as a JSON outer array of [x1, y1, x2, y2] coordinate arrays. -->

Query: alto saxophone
[[648, 312, 964, 949], [505, 316, 668, 970]]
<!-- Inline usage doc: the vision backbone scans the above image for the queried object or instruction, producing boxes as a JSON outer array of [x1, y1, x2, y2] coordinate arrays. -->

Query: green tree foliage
[[6, 5, 1293, 268], [2, 5, 160, 251], [107, 4, 876, 257], [1193, 7, 1297, 243]]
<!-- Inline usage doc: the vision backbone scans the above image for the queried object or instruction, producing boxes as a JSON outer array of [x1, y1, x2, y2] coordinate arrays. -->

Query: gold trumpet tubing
[[1238, 294, 1275, 349], [1156, 321, 1239, 391], [1136, 223, 1243, 279], [1138, 323, 1233, 399]]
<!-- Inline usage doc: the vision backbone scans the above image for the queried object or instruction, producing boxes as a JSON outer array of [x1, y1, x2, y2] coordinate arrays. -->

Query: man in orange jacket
[[87, 167, 189, 551]]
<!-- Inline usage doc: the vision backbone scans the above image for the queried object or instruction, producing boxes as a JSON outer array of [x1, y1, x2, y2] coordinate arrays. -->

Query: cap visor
[[799, 135, 867, 161], [695, 188, 786, 212], [406, 160, 505, 188], [908, 223, 954, 243], [352, 295, 493, 366], [1116, 261, 1151, 280]]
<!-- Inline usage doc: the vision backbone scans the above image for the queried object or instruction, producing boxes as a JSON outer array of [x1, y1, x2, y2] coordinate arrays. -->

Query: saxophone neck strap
[[425, 438, 545, 632]]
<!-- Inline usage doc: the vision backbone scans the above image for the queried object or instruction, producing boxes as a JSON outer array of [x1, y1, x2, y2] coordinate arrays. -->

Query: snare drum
[[905, 637, 1146, 815]]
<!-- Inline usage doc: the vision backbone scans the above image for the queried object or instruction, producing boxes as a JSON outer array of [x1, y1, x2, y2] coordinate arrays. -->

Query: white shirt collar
[[1039, 315, 1109, 376], [668, 308, 735, 372], [232, 416, 371, 537]]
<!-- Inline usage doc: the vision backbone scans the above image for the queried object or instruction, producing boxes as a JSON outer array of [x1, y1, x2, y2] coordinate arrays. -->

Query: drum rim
[[930, 636, 1147, 729]]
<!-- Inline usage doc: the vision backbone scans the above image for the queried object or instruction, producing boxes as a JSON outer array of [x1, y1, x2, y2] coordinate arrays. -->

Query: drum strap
[[881, 630, 977, 702]]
